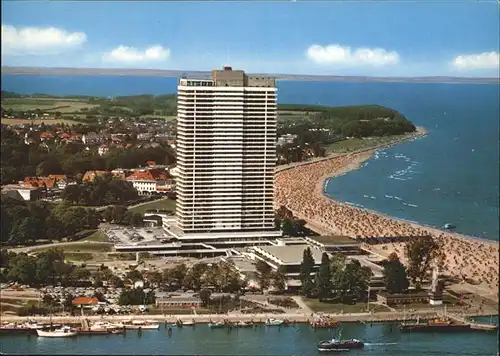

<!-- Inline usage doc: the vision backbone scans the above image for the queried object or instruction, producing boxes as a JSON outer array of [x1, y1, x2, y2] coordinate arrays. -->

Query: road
[[8, 241, 112, 253]]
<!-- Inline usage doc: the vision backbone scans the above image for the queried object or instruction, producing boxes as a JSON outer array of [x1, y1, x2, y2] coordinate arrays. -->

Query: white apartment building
[[174, 67, 281, 241]]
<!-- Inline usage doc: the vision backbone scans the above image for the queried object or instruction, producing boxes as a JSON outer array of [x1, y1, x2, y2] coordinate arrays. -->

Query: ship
[[399, 317, 472, 332], [36, 326, 78, 338], [311, 317, 340, 329], [317, 335, 364, 352], [265, 318, 284, 326], [122, 320, 160, 330]]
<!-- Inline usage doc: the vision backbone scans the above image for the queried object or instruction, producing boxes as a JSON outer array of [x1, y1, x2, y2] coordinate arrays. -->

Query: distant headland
[[2, 66, 499, 84]]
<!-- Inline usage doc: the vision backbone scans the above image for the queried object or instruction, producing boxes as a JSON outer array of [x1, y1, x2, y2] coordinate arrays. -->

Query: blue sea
[[2, 74, 499, 240], [0, 320, 498, 356]]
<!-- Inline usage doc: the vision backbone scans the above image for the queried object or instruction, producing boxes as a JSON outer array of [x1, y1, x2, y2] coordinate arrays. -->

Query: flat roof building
[[175, 67, 281, 241], [252, 245, 326, 290]]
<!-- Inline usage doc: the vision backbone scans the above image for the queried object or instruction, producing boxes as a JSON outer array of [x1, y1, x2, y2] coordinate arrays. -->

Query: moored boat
[[123, 320, 160, 330], [311, 317, 340, 329], [399, 317, 471, 332], [265, 318, 284, 326], [181, 319, 196, 326], [235, 321, 253, 328], [208, 321, 226, 329], [36, 326, 78, 338]]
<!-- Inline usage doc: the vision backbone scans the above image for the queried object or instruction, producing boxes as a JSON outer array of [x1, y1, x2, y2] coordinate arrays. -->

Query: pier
[[446, 313, 498, 332]]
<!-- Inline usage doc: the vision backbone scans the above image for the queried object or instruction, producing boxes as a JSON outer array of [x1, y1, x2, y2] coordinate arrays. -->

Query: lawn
[[139, 115, 177, 121], [31, 242, 113, 253], [82, 230, 109, 242], [303, 298, 391, 313], [63, 252, 94, 262], [129, 199, 176, 215]]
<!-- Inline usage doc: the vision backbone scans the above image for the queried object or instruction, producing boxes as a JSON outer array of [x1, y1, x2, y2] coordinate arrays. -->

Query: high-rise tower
[[174, 67, 281, 241]]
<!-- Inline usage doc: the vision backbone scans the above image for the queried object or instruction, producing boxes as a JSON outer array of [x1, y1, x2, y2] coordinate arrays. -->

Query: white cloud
[[307, 44, 400, 66], [103, 45, 170, 63], [1, 25, 87, 55], [451, 52, 499, 70]]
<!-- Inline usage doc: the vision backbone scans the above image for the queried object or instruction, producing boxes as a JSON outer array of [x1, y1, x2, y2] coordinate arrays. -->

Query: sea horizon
[[1, 74, 499, 241], [2, 66, 499, 84]]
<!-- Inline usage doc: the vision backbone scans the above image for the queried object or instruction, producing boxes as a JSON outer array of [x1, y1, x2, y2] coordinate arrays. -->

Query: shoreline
[[0, 309, 495, 324], [274, 127, 499, 295]]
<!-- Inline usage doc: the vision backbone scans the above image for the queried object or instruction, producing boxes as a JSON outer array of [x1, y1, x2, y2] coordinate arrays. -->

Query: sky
[[1, 1, 499, 77]]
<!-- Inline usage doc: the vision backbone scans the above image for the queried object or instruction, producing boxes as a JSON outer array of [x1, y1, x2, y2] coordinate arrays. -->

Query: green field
[[64, 252, 94, 261], [129, 199, 177, 214], [2, 98, 98, 113], [1, 118, 82, 126], [303, 298, 391, 313], [82, 230, 109, 242], [31, 242, 113, 253]]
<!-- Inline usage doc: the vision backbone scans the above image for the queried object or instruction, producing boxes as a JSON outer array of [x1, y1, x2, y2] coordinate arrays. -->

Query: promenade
[[1, 309, 494, 324]]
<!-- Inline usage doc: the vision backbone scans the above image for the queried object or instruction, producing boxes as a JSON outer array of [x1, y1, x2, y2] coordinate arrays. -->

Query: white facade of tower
[[175, 70, 281, 241]]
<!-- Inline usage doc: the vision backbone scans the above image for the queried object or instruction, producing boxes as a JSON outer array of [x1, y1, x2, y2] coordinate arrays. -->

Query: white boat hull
[[124, 324, 159, 330], [36, 330, 78, 338]]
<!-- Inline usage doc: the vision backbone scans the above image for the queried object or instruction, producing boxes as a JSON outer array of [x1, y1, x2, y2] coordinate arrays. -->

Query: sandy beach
[[274, 128, 499, 298]]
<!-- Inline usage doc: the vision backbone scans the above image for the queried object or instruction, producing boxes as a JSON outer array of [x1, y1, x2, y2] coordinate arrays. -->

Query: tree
[[102, 206, 114, 223], [299, 247, 315, 297], [405, 236, 442, 290], [316, 252, 332, 301], [383, 253, 409, 294], [164, 263, 189, 290], [199, 289, 211, 307], [144, 271, 162, 287], [332, 260, 372, 304], [125, 269, 143, 283], [108, 275, 124, 288], [118, 288, 155, 305], [112, 205, 128, 224], [255, 260, 272, 291], [270, 266, 287, 294], [181, 263, 205, 291], [132, 213, 143, 227]]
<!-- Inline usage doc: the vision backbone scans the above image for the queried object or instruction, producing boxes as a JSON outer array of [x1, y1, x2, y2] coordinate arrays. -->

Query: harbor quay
[[0, 309, 494, 325]]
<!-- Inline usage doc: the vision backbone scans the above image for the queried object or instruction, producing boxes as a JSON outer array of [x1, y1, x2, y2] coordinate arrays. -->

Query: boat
[[23, 320, 45, 330], [90, 321, 124, 331], [318, 329, 364, 352], [235, 321, 253, 328], [123, 320, 160, 330], [36, 326, 78, 338], [0, 323, 33, 334], [443, 223, 455, 230], [182, 320, 196, 326], [208, 321, 226, 329], [265, 318, 284, 326], [311, 317, 340, 329], [318, 338, 364, 352], [399, 317, 471, 332]]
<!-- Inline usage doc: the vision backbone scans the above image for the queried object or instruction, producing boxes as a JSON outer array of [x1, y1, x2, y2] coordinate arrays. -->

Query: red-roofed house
[[40, 132, 55, 141], [72, 296, 99, 315], [83, 170, 108, 182], [125, 169, 172, 195]]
